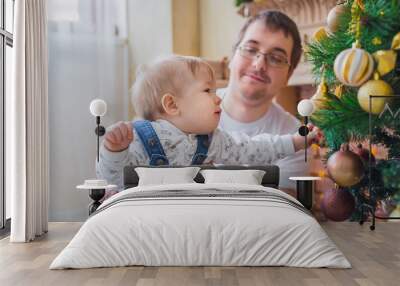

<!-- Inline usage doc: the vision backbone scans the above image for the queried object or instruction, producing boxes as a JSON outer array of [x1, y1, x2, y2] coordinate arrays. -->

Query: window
[[1, 0, 14, 234]]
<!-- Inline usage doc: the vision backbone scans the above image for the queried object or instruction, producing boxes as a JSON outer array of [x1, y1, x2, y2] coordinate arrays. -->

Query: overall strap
[[133, 120, 169, 166], [191, 135, 209, 165]]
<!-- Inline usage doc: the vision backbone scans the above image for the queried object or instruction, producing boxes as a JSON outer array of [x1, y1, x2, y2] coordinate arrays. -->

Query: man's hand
[[104, 122, 134, 152]]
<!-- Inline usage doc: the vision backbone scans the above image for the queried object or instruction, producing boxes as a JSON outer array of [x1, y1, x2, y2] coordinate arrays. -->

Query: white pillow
[[135, 167, 201, 186], [200, 169, 266, 185]]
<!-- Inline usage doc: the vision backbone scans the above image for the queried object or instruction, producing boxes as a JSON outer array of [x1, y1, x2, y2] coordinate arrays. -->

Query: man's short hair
[[233, 10, 302, 71], [131, 55, 215, 120]]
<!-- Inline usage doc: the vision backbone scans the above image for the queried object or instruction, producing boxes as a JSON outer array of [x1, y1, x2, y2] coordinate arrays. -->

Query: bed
[[50, 165, 351, 269]]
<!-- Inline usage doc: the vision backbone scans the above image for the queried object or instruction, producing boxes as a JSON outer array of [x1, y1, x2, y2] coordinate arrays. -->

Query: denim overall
[[133, 120, 209, 166]]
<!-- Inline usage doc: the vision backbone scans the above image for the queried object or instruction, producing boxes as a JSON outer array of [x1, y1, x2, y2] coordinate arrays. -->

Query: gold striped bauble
[[334, 44, 374, 87]]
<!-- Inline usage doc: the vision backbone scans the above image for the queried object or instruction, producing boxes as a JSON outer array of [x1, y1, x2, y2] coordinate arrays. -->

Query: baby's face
[[175, 66, 221, 135]]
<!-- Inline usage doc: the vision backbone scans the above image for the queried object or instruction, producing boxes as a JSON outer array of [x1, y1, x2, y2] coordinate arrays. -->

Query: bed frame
[[123, 165, 280, 189]]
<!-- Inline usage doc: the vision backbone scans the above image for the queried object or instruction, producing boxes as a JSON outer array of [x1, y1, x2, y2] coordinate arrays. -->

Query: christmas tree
[[306, 0, 400, 226]]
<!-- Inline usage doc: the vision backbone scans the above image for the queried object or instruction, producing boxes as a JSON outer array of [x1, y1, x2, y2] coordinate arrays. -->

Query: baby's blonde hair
[[131, 55, 215, 120]]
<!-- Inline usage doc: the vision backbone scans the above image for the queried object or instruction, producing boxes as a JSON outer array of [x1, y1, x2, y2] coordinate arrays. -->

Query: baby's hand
[[307, 125, 324, 146], [292, 124, 322, 151], [104, 121, 134, 152]]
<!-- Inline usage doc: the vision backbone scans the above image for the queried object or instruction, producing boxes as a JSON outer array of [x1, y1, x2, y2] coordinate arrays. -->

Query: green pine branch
[[234, 0, 253, 7], [306, 0, 400, 146]]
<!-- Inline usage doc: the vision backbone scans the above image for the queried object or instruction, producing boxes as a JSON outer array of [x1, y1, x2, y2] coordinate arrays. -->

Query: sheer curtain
[[47, 0, 130, 221], [8, 0, 49, 242]]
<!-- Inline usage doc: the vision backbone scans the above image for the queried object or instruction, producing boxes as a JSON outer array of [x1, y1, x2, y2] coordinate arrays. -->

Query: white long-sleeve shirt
[[96, 119, 295, 190], [217, 88, 310, 189]]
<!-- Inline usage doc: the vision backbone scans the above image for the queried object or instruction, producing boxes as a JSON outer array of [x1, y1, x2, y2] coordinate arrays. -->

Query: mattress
[[50, 183, 351, 269]]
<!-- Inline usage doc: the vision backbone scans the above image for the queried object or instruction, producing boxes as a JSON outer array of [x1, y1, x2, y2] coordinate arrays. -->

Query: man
[[217, 10, 308, 190]]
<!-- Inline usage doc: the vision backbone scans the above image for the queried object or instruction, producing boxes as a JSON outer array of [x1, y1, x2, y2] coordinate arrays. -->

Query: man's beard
[[236, 72, 273, 104], [239, 88, 271, 107]]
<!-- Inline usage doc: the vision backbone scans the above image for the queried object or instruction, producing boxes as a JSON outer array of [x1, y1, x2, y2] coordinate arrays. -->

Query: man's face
[[229, 20, 294, 107]]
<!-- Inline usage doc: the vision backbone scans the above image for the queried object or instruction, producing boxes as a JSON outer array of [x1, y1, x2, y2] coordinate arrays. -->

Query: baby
[[97, 55, 315, 189]]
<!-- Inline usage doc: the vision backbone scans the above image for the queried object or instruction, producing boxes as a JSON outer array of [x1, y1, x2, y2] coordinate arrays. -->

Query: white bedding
[[50, 183, 351, 269]]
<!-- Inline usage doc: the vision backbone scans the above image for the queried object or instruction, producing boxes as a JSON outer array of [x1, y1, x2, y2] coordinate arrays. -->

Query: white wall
[[127, 0, 173, 74], [126, 0, 173, 117], [48, 0, 129, 221], [199, 0, 245, 60]]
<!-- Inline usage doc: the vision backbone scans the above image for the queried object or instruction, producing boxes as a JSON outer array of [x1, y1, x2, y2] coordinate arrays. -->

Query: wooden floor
[[0, 221, 399, 286]]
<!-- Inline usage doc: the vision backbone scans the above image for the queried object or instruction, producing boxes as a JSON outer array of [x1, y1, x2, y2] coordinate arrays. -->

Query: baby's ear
[[161, 93, 179, 116]]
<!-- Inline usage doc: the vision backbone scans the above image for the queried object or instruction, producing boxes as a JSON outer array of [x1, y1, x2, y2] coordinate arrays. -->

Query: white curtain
[[9, 0, 49, 242]]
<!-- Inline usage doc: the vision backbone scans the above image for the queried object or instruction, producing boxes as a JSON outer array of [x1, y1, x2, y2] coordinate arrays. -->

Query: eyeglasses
[[238, 46, 290, 68]]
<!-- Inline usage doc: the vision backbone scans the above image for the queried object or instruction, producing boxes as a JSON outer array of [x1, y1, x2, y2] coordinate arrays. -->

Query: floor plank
[[0, 221, 399, 286]]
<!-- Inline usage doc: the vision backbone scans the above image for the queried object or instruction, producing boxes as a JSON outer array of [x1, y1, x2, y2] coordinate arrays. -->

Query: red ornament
[[322, 187, 355, 221]]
